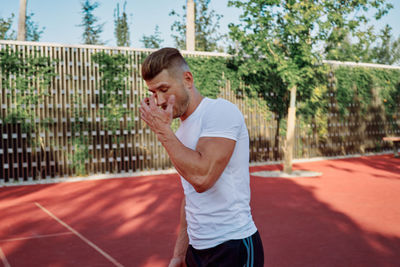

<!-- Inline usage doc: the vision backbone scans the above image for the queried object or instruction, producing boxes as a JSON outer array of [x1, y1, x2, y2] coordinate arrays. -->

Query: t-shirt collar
[[181, 97, 209, 124]]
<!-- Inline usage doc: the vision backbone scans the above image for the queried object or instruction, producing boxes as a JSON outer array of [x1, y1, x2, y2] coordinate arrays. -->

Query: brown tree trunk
[[186, 0, 195, 51], [17, 0, 27, 41], [283, 86, 297, 174]]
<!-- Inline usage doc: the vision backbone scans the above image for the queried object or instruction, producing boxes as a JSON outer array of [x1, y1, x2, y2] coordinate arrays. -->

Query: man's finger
[[166, 95, 175, 116], [142, 97, 150, 104], [139, 101, 152, 124], [140, 113, 150, 125], [139, 106, 145, 117], [149, 94, 157, 109], [140, 98, 151, 112], [140, 105, 153, 124], [140, 97, 149, 108]]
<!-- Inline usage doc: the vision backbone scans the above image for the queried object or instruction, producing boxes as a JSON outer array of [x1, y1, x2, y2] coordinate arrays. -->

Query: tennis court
[[1, 154, 399, 266]]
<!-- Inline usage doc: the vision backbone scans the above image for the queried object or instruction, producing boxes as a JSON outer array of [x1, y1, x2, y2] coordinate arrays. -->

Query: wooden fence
[[0, 40, 399, 183]]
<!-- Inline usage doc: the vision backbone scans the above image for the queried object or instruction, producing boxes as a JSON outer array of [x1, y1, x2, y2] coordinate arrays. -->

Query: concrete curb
[[251, 170, 323, 178], [0, 152, 394, 187]]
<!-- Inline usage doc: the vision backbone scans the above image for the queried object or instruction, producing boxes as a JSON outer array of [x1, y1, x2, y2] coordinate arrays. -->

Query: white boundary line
[[35, 202, 124, 267], [0, 247, 11, 267], [0, 232, 73, 243]]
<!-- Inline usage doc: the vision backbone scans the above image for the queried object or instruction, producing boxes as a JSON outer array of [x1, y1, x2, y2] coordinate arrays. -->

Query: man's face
[[145, 68, 190, 119]]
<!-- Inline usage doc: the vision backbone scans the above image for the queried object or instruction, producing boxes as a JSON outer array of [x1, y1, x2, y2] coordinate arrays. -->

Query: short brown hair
[[141, 47, 189, 81]]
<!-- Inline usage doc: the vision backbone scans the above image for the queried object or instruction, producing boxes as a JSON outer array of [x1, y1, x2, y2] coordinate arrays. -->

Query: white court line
[[0, 232, 73, 242], [0, 247, 11, 267], [35, 202, 124, 267]]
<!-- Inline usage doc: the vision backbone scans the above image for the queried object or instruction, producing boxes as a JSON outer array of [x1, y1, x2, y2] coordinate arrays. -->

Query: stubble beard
[[173, 88, 190, 119]]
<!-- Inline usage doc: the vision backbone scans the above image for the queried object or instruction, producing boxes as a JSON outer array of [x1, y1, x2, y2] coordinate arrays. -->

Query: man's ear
[[183, 71, 194, 88]]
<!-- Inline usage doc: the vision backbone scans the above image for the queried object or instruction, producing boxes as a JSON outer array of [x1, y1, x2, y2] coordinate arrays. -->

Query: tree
[[0, 14, 16, 40], [140, 25, 164, 49], [169, 0, 224, 52], [228, 0, 393, 173], [114, 1, 130, 47], [17, 0, 27, 41], [372, 25, 400, 65], [79, 0, 104, 45], [1, 11, 43, 41], [325, 27, 377, 63], [25, 12, 44, 41]]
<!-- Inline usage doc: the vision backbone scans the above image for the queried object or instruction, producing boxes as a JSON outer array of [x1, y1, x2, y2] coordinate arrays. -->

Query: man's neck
[[181, 90, 204, 121]]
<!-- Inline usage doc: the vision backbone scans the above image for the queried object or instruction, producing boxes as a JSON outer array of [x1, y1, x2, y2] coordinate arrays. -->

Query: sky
[[0, 0, 399, 49]]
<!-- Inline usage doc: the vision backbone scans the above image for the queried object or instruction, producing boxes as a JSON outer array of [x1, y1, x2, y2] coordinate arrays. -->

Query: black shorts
[[185, 231, 264, 267]]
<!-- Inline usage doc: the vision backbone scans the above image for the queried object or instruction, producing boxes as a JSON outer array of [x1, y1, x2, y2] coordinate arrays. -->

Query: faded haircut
[[141, 47, 189, 81]]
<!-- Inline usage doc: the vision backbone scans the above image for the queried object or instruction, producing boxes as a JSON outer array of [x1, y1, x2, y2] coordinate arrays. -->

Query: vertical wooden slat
[[136, 51, 143, 171], [0, 45, 4, 182], [0, 123, 4, 183]]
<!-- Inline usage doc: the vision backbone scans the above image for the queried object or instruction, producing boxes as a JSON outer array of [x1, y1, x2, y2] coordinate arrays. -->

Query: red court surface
[[0, 154, 399, 267]]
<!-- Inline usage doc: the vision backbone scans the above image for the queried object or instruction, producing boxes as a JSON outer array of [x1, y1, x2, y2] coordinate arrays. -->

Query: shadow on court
[[0, 175, 182, 266], [0, 154, 399, 266]]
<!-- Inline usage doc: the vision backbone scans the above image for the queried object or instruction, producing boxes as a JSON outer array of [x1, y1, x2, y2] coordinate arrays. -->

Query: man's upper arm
[[194, 136, 236, 192]]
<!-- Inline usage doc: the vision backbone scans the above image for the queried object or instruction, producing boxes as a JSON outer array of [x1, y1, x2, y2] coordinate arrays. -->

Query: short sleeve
[[199, 99, 243, 141]]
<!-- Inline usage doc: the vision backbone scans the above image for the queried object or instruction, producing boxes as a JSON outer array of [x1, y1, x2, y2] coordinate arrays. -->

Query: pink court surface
[[0, 154, 399, 267]]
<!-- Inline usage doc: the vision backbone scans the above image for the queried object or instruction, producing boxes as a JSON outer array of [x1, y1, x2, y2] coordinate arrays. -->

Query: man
[[140, 47, 264, 267]]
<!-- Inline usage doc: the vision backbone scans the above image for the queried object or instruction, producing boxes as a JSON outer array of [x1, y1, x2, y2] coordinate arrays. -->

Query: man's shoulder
[[205, 98, 240, 113], [201, 98, 245, 129]]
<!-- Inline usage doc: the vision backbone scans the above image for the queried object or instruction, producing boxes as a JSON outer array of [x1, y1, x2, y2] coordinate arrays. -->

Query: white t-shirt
[[175, 97, 257, 249]]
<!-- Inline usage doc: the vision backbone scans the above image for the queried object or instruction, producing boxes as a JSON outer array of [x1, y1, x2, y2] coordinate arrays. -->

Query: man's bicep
[[197, 136, 236, 160], [196, 137, 236, 182]]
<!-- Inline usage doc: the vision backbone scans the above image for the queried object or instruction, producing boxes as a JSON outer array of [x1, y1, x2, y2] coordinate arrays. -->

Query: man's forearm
[[173, 198, 188, 259], [173, 226, 189, 259], [157, 127, 235, 193], [156, 128, 211, 191]]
